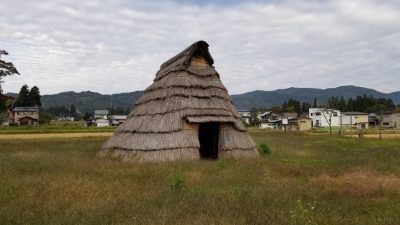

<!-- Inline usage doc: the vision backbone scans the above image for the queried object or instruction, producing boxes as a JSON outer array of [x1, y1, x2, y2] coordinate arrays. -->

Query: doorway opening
[[198, 123, 219, 159]]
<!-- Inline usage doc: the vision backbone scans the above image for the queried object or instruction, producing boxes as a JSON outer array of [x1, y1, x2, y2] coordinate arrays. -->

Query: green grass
[[0, 121, 115, 134], [0, 130, 400, 225], [311, 126, 400, 135]]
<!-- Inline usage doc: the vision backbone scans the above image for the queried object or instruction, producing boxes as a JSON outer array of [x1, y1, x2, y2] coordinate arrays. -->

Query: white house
[[381, 112, 400, 128], [96, 119, 110, 127], [259, 111, 282, 129], [110, 115, 127, 126], [341, 112, 369, 129], [238, 109, 251, 124], [94, 110, 109, 119], [309, 108, 341, 127]]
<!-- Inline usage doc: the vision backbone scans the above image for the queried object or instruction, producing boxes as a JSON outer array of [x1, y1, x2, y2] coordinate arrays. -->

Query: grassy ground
[[0, 130, 399, 225], [311, 126, 400, 135], [0, 122, 116, 134]]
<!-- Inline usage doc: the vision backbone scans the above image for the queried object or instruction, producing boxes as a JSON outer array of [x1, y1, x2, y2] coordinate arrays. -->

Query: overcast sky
[[1, 0, 399, 95]]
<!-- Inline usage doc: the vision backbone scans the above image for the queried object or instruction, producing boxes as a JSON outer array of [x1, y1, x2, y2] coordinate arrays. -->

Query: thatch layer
[[137, 87, 231, 105], [159, 41, 213, 72], [219, 125, 256, 151], [102, 130, 199, 150], [155, 65, 219, 81], [100, 40, 257, 161], [186, 116, 236, 124], [98, 148, 199, 162], [132, 96, 237, 116], [145, 72, 227, 92], [117, 111, 182, 133]]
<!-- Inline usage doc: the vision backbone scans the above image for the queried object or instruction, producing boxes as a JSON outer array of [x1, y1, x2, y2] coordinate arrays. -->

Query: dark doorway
[[198, 123, 219, 159]]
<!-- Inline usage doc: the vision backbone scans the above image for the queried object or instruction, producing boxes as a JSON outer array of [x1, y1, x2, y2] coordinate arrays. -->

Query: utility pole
[[350, 114, 353, 138]]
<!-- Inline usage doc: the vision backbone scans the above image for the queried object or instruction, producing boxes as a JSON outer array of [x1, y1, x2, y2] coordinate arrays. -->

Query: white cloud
[[1, 0, 399, 94]]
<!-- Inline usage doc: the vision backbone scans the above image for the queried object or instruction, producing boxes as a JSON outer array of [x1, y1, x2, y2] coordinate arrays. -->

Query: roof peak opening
[[160, 40, 214, 70]]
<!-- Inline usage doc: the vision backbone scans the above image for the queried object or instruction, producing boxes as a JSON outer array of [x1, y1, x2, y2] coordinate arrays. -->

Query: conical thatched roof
[[99, 41, 257, 161]]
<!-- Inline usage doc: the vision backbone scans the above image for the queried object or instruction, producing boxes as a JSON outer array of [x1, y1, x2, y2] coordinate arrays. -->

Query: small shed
[[289, 116, 312, 131]]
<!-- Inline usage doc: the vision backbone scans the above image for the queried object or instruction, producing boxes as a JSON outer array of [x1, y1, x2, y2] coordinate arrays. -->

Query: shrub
[[169, 171, 186, 190], [259, 142, 271, 155]]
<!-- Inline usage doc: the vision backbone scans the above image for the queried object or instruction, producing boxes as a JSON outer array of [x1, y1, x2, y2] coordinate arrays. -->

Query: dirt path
[[0, 132, 113, 139]]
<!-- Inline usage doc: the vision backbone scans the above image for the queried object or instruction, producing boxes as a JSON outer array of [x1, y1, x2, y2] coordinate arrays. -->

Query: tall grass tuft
[[168, 170, 186, 190], [259, 142, 271, 155]]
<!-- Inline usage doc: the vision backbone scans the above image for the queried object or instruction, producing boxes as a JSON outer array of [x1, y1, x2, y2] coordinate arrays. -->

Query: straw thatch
[[99, 40, 257, 161]]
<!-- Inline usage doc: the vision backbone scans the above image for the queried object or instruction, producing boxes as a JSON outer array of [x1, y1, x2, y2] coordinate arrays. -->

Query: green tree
[[387, 98, 396, 111], [301, 102, 311, 113], [347, 98, 354, 111], [338, 96, 346, 111], [282, 101, 287, 112], [39, 111, 53, 124], [70, 104, 77, 119], [28, 86, 41, 106], [286, 98, 301, 114], [312, 98, 317, 108], [82, 112, 91, 121], [250, 108, 260, 127], [0, 50, 20, 94], [14, 84, 30, 107]]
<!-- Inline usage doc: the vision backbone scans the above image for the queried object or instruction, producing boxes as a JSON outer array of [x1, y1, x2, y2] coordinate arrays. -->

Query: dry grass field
[[0, 130, 400, 225]]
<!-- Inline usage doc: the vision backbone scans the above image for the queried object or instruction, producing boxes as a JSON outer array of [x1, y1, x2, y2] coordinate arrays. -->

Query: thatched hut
[[98, 41, 257, 161]]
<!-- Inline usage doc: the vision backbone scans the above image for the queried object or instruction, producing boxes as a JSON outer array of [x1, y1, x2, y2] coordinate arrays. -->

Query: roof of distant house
[[290, 115, 311, 120], [95, 110, 109, 115], [259, 111, 271, 117], [110, 115, 127, 120], [382, 111, 400, 115], [13, 107, 38, 112], [342, 112, 368, 115]]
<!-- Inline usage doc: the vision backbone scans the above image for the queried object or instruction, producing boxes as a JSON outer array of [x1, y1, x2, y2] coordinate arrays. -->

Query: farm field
[[0, 130, 400, 225]]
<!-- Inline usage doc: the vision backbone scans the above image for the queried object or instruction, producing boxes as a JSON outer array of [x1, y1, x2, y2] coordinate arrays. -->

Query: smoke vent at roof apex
[[160, 40, 214, 70]]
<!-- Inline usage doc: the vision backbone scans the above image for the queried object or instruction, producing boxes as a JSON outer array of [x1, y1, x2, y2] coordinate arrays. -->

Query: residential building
[[260, 120, 281, 129], [94, 110, 109, 119], [110, 115, 127, 126], [12, 107, 39, 125], [341, 112, 369, 129], [381, 112, 400, 128], [368, 113, 379, 127], [96, 119, 110, 127], [309, 108, 341, 127], [238, 109, 251, 124], [259, 111, 282, 129]]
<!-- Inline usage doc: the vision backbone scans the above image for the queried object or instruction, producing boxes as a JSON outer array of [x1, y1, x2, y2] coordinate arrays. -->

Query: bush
[[259, 142, 271, 155], [168, 171, 186, 190], [39, 111, 53, 124]]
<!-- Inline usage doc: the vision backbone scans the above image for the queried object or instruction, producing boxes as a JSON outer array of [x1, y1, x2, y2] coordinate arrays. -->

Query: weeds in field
[[289, 199, 318, 225], [168, 170, 186, 190], [259, 142, 271, 155], [0, 182, 15, 205]]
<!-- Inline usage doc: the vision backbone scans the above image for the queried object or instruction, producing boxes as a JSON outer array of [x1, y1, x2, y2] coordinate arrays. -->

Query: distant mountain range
[[6, 85, 400, 113], [233, 85, 400, 110]]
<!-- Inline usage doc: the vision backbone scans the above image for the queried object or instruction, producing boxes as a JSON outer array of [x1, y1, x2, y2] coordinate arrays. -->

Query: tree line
[[14, 84, 42, 107], [280, 95, 397, 114], [250, 95, 398, 118]]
